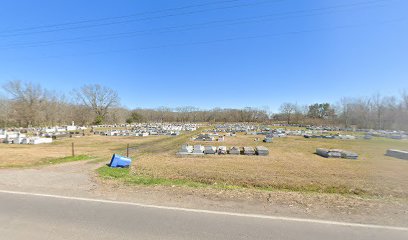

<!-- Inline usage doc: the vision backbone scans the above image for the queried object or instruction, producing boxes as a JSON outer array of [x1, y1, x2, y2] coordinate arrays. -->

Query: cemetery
[[209, 123, 366, 140], [0, 122, 199, 144], [0, 129, 54, 145], [0, 122, 88, 145], [1, 123, 407, 200], [304, 134, 356, 140], [0, 131, 53, 145], [357, 129, 407, 140]]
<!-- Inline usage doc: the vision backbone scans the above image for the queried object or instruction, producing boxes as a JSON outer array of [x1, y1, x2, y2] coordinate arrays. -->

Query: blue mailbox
[[109, 154, 132, 168]]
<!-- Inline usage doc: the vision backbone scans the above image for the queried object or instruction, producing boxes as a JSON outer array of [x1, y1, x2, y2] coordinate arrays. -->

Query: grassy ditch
[[97, 165, 367, 196], [98, 166, 208, 188]]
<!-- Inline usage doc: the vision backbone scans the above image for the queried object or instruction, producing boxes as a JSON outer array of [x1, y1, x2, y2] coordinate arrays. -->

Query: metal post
[[126, 144, 129, 158]]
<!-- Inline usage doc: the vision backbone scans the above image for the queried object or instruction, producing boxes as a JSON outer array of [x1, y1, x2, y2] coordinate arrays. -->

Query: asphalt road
[[0, 191, 407, 240]]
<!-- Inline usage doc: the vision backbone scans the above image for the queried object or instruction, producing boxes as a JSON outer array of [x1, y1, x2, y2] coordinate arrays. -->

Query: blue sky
[[0, 0, 407, 111]]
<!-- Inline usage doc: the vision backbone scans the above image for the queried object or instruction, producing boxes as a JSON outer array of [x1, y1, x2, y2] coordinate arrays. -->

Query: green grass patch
[[97, 166, 208, 188], [96, 166, 367, 196]]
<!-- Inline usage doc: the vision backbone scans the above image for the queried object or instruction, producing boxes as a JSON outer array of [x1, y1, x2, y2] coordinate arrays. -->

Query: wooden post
[[72, 142, 75, 157], [126, 144, 129, 158]]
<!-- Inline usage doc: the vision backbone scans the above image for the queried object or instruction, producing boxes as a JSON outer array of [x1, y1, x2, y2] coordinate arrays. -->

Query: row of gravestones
[[93, 123, 199, 131], [316, 148, 408, 161], [95, 129, 181, 137], [178, 145, 269, 156], [1, 132, 53, 145]]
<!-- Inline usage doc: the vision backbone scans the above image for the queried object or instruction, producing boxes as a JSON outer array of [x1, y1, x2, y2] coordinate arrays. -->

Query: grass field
[[123, 133, 408, 198], [1, 129, 407, 198]]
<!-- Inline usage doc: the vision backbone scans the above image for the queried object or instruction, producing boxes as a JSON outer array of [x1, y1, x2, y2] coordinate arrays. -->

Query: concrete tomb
[[218, 146, 227, 154], [229, 146, 241, 155], [316, 148, 358, 159], [243, 146, 255, 155], [179, 144, 193, 154], [256, 146, 269, 156], [192, 145, 205, 154], [316, 148, 341, 158], [263, 136, 272, 143], [386, 149, 408, 160], [204, 146, 217, 154], [340, 150, 358, 159]]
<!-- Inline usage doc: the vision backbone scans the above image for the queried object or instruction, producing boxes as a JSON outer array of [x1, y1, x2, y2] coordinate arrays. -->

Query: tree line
[[275, 93, 408, 130], [0, 80, 407, 130]]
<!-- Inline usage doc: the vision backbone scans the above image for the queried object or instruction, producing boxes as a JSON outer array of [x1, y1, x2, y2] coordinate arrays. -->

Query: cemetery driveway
[[0, 160, 407, 229], [0, 160, 100, 197]]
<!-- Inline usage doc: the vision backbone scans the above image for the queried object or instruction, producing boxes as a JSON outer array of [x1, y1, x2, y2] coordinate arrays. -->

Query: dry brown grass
[[0, 135, 167, 167], [1, 131, 407, 198], [132, 133, 408, 198]]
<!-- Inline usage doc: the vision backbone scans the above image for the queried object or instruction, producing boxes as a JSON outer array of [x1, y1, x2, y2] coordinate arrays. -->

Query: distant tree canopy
[[275, 96, 408, 130], [307, 103, 335, 119], [126, 111, 144, 124], [1, 80, 407, 130]]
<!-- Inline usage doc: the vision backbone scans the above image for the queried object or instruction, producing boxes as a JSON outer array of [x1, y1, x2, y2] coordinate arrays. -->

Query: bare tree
[[70, 105, 94, 126], [74, 84, 120, 124], [371, 93, 385, 129], [0, 94, 12, 128], [279, 103, 298, 124], [402, 90, 408, 110], [399, 91, 408, 130], [2, 80, 46, 127], [338, 98, 352, 128]]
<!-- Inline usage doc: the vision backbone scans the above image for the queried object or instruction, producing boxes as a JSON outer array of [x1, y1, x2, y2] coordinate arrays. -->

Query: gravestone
[[193, 145, 205, 154], [179, 144, 193, 154], [386, 149, 408, 160], [229, 146, 241, 155], [243, 146, 255, 155], [340, 150, 358, 159], [256, 146, 269, 156], [204, 146, 217, 154], [263, 136, 272, 143], [316, 148, 341, 158], [316, 148, 358, 159], [218, 146, 227, 154]]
